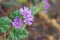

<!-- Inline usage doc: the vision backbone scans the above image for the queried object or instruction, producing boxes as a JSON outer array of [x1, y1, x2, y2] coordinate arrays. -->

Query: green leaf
[[10, 10, 23, 19], [39, 2, 45, 11], [17, 0, 27, 3], [0, 17, 12, 33], [21, 29, 29, 38], [30, 6, 37, 15], [5, 2, 12, 8], [39, 2, 45, 7], [33, 0, 38, 4], [10, 28, 29, 40], [30, 2, 45, 16]]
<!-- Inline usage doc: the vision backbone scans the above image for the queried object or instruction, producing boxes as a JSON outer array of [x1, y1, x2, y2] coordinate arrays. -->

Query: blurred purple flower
[[19, 6, 34, 25], [19, 7, 32, 18], [12, 17, 23, 28], [24, 16, 34, 25], [42, 0, 50, 9]]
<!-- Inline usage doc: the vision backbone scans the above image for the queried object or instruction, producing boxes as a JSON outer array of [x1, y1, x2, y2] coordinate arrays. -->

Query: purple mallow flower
[[42, 0, 50, 9], [12, 17, 23, 28], [24, 16, 34, 25], [19, 6, 34, 25], [19, 7, 32, 18]]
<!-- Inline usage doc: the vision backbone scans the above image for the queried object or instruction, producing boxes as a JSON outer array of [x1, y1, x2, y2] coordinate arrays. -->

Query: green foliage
[[5, 2, 12, 8], [30, 6, 37, 15], [39, 2, 45, 10], [0, 17, 12, 33], [17, 0, 27, 3], [30, 2, 45, 15], [10, 10, 23, 19], [33, 0, 38, 4], [51, 0, 55, 4], [10, 28, 29, 40]]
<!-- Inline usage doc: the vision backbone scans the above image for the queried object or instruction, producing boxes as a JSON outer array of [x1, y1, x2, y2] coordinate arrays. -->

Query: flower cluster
[[42, 0, 50, 9], [19, 7, 34, 25], [12, 17, 23, 28], [12, 7, 34, 28]]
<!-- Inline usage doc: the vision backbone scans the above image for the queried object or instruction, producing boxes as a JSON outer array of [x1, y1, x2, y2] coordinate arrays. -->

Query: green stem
[[22, 24, 26, 30], [4, 33, 6, 40]]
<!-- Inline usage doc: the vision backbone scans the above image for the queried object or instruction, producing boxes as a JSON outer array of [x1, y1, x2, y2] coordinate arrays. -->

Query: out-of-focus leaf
[[5, 2, 12, 8], [30, 2, 45, 16], [39, 2, 45, 10], [17, 0, 27, 3], [33, 0, 38, 4], [10, 28, 29, 40], [51, 0, 55, 4], [39, 2, 45, 7], [30, 6, 37, 15], [10, 10, 23, 19], [0, 17, 12, 33]]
